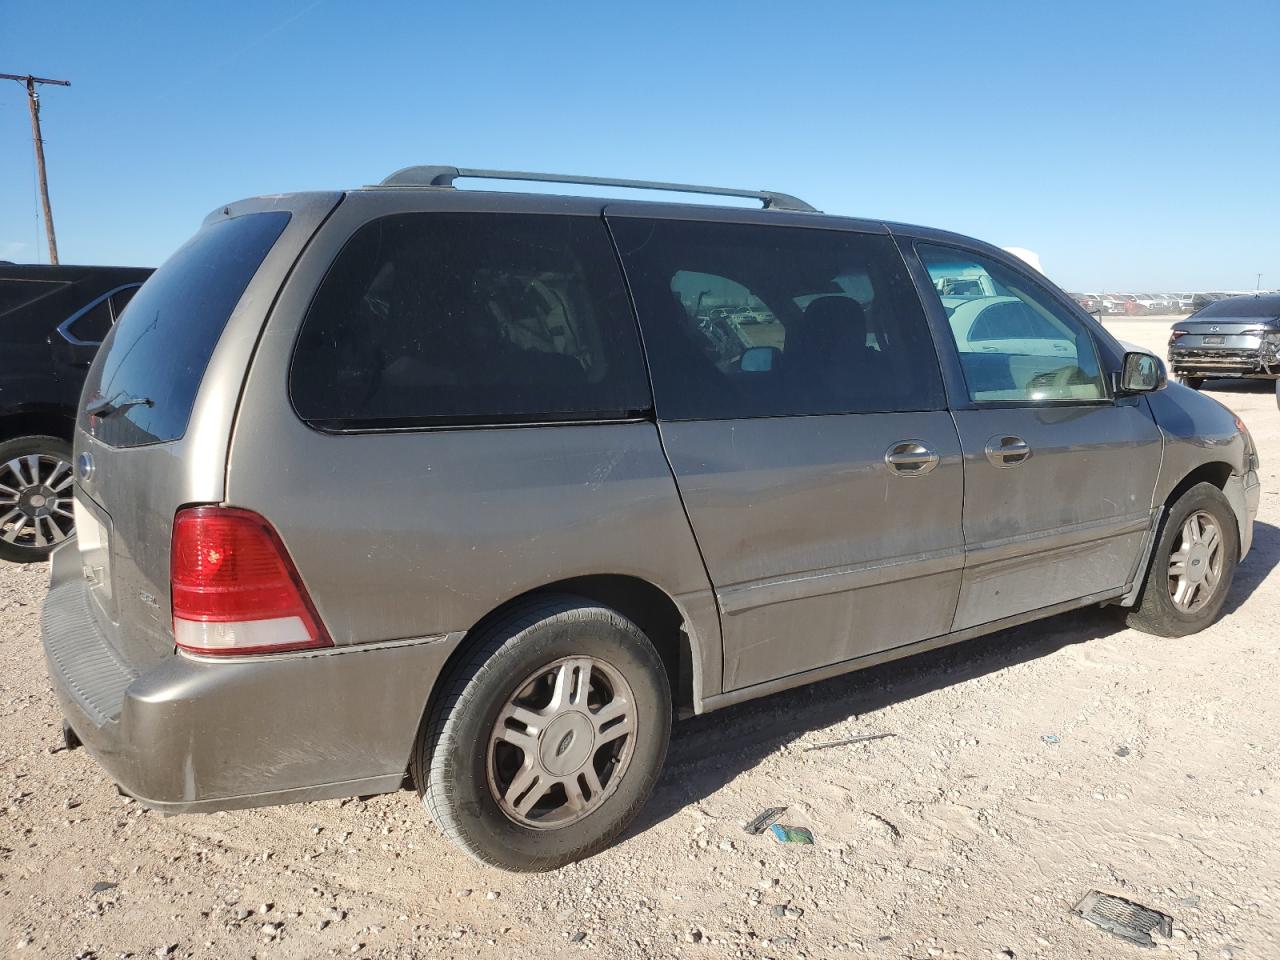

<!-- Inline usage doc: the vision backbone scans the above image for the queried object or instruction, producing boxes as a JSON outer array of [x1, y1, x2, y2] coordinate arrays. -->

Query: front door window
[[917, 244, 1107, 403]]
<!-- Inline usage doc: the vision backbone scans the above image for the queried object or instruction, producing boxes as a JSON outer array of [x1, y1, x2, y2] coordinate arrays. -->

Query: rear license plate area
[[1203, 335, 1225, 345], [73, 494, 112, 604]]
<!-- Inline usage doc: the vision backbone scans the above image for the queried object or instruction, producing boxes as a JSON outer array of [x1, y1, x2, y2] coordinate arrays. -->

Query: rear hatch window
[[81, 211, 290, 447], [1190, 298, 1280, 320]]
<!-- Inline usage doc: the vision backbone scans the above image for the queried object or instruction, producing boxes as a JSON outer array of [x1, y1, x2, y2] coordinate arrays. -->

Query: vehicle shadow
[[1223, 519, 1279, 616], [630, 519, 1279, 837], [1203, 377, 1274, 394]]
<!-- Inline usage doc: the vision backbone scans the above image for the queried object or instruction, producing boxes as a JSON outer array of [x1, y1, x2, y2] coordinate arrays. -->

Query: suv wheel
[[1126, 482, 1238, 637], [412, 596, 671, 871], [0, 436, 75, 563]]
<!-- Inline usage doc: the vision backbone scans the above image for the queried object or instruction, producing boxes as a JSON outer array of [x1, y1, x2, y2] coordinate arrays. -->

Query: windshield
[[81, 211, 290, 447]]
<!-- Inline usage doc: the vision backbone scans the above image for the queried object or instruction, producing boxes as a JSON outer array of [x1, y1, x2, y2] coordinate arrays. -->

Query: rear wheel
[[1126, 482, 1237, 637], [1178, 375, 1204, 389], [0, 436, 75, 564], [412, 596, 671, 871]]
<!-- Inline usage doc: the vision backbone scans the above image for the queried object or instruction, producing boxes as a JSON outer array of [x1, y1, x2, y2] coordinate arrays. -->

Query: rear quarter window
[[81, 211, 290, 447], [290, 212, 651, 428]]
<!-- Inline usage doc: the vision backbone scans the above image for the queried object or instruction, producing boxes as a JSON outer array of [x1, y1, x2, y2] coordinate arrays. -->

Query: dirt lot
[[2, 319, 1277, 960]]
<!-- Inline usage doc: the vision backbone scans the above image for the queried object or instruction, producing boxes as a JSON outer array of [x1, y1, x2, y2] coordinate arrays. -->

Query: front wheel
[[1126, 483, 1238, 637], [411, 596, 671, 871]]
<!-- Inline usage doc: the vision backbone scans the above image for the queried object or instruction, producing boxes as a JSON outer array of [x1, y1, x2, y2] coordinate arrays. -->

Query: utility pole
[[2, 73, 71, 264]]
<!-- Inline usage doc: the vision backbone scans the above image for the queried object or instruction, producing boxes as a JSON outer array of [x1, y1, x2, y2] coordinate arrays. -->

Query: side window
[[291, 213, 650, 427], [109, 285, 140, 321], [65, 296, 114, 344], [917, 243, 1108, 403], [610, 219, 944, 419]]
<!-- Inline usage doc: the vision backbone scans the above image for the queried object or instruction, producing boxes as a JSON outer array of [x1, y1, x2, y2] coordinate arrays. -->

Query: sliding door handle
[[985, 435, 1032, 467]]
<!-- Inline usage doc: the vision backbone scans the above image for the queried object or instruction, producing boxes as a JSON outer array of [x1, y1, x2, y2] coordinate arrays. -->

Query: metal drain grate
[[1072, 890, 1174, 947]]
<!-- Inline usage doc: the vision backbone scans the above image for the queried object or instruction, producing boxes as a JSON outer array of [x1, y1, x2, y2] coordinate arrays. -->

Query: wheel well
[[0, 410, 75, 445], [1164, 461, 1233, 508], [439, 575, 696, 719]]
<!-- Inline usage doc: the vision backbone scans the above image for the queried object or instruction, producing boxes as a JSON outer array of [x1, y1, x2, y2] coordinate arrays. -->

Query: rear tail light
[[171, 506, 332, 655], [1169, 329, 1188, 344]]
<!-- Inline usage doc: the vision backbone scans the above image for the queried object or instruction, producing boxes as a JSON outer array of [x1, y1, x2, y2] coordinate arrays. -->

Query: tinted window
[[610, 219, 944, 420], [918, 243, 1107, 403], [109, 285, 140, 320], [1193, 297, 1280, 320], [82, 212, 289, 447], [291, 213, 649, 427], [67, 297, 113, 343]]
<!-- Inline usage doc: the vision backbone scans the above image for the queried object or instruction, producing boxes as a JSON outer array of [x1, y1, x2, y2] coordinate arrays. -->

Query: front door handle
[[985, 435, 1032, 467], [884, 440, 940, 477]]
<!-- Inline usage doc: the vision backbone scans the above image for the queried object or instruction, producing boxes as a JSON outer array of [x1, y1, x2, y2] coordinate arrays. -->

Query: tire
[[0, 435, 75, 564], [411, 595, 672, 872], [1126, 482, 1238, 637], [1179, 375, 1204, 390]]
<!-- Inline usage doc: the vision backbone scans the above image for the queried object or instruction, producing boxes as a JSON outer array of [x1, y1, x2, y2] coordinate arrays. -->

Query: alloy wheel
[[1167, 510, 1224, 613], [0, 453, 75, 553], [487, 656, 637, 829]]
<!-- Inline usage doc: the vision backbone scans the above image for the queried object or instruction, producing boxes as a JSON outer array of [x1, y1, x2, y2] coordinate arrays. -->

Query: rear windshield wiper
[[86, 395, 154, 419]]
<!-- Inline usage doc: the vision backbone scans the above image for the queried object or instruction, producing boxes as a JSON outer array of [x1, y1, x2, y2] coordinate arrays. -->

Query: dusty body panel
[[658, 413, 964, 690], [1145, 384, 1248, 499], [225, 188, 722, 699], [948, 401, 1162, 628], [43, 544, 459, 810], [1146, 383, 1255, 556], [72, 193, 342, 673]]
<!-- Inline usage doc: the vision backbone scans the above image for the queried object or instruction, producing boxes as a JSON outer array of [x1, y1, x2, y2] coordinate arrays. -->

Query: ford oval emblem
[[76, 451, 95, 482]]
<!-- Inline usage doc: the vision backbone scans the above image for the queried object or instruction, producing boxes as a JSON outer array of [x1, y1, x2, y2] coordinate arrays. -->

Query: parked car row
[[1071, 292, 1190, 315], [36, 165, 1260, 871], [1071, 290, 1276, 317], [0, 263, 153, 562]]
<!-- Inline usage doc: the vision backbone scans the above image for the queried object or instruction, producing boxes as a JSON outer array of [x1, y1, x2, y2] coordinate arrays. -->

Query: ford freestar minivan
[[43, 167, 1261, 871]]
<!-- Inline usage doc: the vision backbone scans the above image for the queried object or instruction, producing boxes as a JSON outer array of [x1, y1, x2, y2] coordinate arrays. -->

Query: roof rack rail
[[376, 165, 818, 213]]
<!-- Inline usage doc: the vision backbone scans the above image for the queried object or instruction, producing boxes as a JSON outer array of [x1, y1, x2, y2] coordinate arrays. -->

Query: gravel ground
[[2, 320, 1277, 960]]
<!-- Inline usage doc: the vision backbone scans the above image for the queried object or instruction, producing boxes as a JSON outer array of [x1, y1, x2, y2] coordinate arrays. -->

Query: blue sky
[[2, 0, 1277, 290]]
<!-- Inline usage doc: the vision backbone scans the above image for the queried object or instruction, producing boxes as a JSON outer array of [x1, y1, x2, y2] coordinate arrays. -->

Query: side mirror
[[1118, 351, 1167, 393], [739, 346, 780, 373]]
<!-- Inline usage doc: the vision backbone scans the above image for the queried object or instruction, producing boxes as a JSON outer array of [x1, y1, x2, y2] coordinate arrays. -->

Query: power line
[[1, 73, 71, 265]]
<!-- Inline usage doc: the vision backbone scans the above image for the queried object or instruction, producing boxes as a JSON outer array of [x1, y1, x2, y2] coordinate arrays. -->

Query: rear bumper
[[42, 548, 461, 813], [1169, 347, 1271, 377]]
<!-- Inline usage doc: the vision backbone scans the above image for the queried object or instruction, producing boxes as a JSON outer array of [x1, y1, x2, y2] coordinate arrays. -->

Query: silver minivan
[[43, 167, 1261, 871]]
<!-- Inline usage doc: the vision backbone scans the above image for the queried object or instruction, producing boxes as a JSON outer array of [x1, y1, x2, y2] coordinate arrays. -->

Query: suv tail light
[[171, 506, 332, 655]]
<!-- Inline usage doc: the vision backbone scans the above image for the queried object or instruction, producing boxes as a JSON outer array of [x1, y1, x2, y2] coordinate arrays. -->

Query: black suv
[[1, 263, 152, 562]]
